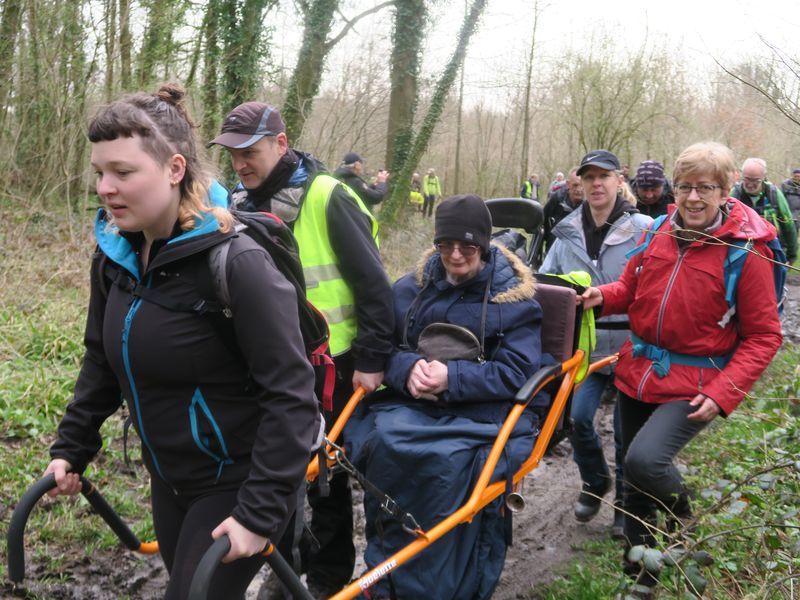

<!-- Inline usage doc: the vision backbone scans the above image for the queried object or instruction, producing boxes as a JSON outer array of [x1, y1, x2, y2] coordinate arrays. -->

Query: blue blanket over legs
[[345, 401, 539, 600]]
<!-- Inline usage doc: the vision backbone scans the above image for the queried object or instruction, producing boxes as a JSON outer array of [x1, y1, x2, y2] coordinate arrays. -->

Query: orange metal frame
[[313, 351, 618, 600]]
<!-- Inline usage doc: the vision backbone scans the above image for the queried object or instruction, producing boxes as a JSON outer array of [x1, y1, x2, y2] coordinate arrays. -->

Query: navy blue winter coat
[[346, 244, 547, 599], [384, 243, 546, 422]]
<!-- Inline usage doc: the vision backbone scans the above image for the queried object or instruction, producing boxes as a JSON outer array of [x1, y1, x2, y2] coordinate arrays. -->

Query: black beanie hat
[[434, 194, 492, 252]]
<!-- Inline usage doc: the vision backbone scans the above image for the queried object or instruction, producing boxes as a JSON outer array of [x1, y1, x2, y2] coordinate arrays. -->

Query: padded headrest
[[534, 283, 576, 362], [485, 198, 544, 233]]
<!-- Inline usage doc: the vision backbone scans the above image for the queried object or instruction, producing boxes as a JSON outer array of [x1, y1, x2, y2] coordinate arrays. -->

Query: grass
[[532, 344, 800, 599]]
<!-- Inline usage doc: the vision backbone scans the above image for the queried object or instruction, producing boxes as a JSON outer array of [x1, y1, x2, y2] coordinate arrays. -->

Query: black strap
[[105, 261, 225, 315], [401, 269, 493, 357], [595, 321, 631, 330], [327, 441, 421, 537]]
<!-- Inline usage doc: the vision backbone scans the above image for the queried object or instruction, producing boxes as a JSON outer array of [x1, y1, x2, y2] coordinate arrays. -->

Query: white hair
[[742, 157, 767, 174]]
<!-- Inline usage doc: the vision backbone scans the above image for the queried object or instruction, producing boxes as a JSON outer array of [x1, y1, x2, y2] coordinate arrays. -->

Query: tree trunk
[[220, 0, 276, 112], [202, 0, 222, 143], [382, 0, 488, 223], [519, 1, 540, 186], [282, 0, 339, 142], [104, 0, 117, 101], [0, 0, 24, 126], [385, 0, 425, 175], [119, 0, 132, 89]]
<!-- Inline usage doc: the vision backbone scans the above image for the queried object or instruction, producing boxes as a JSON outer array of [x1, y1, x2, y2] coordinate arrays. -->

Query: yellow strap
[[555, 271, 595, 383]]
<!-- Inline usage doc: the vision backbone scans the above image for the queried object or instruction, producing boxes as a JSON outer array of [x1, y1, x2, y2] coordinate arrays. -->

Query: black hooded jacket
[[50, 206, 319, 538]]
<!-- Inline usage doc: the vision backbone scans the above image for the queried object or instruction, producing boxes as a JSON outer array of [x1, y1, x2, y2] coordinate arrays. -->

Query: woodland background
[[1, 0, 800, 224]]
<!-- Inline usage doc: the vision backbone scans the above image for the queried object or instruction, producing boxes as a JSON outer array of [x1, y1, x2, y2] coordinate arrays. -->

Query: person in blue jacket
[[346, 194, 548, 600]]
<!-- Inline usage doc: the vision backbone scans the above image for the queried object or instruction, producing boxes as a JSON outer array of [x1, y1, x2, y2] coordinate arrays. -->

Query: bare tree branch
[[326, 1, 395, 51]]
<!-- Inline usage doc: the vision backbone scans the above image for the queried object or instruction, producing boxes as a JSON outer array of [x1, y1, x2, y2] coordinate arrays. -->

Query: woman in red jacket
[[581, 142, 782, 593]]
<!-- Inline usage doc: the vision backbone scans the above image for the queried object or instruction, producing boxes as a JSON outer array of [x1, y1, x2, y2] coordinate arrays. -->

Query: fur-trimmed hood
[[414, 242, 536, 304]]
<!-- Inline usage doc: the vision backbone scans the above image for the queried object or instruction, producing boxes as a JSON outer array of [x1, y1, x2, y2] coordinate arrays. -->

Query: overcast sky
[[425, 0, 799, 105], [284, 0, 798, 109]]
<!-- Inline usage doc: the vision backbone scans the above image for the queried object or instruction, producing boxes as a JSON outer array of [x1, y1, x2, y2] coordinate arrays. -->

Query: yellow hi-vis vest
[[293, 174, 380, 356]]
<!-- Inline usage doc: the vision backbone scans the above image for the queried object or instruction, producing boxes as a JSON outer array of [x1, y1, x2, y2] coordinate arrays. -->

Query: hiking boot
[[574, 479, 613, 522], [612, 501, 625, 539]]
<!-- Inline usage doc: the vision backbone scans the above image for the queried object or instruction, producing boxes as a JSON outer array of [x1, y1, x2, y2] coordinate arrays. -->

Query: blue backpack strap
[[718, 239, 751, 327], [626, 214, 669, 259]]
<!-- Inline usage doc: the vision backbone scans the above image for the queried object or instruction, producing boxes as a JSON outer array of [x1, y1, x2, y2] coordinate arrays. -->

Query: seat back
[[535, 283, 576, 363], [485, 198, 545, 269]]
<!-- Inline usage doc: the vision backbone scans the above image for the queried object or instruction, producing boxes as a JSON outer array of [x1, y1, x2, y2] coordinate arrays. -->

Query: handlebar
[[7, 473, 155, 583], [188, 534, 314, 600]]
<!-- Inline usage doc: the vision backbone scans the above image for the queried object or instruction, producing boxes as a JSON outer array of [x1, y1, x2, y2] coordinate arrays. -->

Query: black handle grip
[[7, 474, 142, 583], [188, 535, 314, 600]]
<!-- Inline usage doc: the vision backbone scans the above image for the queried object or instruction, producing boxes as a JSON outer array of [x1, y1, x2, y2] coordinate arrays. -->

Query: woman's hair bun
[[155, 82, 195, 127]]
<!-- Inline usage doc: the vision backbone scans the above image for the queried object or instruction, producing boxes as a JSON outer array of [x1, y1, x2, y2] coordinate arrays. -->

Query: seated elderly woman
[[581, 142, 782, 596], [346, 194, 547, 600]]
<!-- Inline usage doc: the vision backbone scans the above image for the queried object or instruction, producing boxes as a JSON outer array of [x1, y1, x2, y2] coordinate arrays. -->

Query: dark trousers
[[423, 194, 436, 217], [151, 475, 270, 600], [619, 393, 705, 549], [277, 352, 356, 589]]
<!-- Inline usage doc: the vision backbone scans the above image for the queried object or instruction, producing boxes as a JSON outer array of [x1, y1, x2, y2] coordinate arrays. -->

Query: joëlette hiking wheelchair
[[7, 197, 616, 599]]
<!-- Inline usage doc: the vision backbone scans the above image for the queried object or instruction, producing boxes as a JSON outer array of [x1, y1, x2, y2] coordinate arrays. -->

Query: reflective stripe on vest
[[293, 173, 379, 356]]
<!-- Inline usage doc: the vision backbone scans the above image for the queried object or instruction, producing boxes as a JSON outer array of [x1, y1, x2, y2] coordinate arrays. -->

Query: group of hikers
[[39, 81, 789, 600]]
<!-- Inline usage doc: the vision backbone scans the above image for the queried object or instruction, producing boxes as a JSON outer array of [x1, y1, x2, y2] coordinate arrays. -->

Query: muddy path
[[4, 282, 798, 600]]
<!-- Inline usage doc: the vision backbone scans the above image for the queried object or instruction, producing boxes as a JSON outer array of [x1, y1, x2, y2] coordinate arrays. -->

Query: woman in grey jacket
[[540, 150, 652, 537]]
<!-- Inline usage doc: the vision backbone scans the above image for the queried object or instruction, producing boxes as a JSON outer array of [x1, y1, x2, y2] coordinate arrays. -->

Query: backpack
[[209, 211, 335, 410], [626, 214, 787, 325], [96, 210, 335, 411]]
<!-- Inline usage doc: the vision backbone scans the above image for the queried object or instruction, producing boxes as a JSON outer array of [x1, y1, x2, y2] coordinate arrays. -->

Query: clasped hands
[[406, 359, 448, 401]]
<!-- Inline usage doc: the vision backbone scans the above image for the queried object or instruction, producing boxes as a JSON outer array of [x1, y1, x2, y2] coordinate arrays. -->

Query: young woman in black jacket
[[42, 83, 320, 600]]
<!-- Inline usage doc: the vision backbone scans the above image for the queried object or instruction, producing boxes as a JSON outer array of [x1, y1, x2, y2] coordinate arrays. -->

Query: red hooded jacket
[[599, 198, 782, 415]]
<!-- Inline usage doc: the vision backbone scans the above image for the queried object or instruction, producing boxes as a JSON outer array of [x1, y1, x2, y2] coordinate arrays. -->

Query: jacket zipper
[[637, 247, 686, 401], [121, 276, 167, 483]]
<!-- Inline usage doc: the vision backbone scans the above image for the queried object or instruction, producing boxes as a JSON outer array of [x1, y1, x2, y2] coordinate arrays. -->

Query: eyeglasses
[[674, 183, 721, 198], [435, 241, 481, 257], [742, 176, 763, 184]]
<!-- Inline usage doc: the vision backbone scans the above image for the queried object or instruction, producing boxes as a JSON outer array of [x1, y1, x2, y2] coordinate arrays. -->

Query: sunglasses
[[435, 241, 481, 257]]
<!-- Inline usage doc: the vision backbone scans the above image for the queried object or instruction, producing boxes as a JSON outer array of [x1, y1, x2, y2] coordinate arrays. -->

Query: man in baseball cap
[[210, 102, 394, 598], [630, 159, 675, 218]]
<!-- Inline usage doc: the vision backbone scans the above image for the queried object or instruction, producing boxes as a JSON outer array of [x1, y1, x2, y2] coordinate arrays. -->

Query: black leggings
[[151, 476, 268, 600]]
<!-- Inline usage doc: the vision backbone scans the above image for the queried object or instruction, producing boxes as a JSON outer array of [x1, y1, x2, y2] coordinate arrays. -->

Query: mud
[[6, 282, 797, 600]]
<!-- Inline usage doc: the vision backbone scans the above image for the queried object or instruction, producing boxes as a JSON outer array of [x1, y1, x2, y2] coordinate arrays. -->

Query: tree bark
[[118, 0, 131, 89], [104, 0, 117, 101], [0, 0, 24, 126], [385, 0, 425, 174], [519, 1, 540, 187], [381, 0, 488, 223]]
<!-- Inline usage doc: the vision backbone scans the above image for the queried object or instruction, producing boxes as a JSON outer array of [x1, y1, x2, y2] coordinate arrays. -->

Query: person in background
[[621, 164, 631, 185], [409, 171, 424, 213], [630, 160, 675, 219], [346, 194, 547, 600], [520, 173, 540, 201], [780, 168, 800, 233], [209, 101, 394, 599], [333, 151, 388, 207], [541, 150, 652, 540], [423, 167, 442, 218], [543, 167, 583, 254], [44, 84, 319, 600], [581, 142, 782, 597], [548, 171, 566, 197], [730, 157, 797, 264]]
